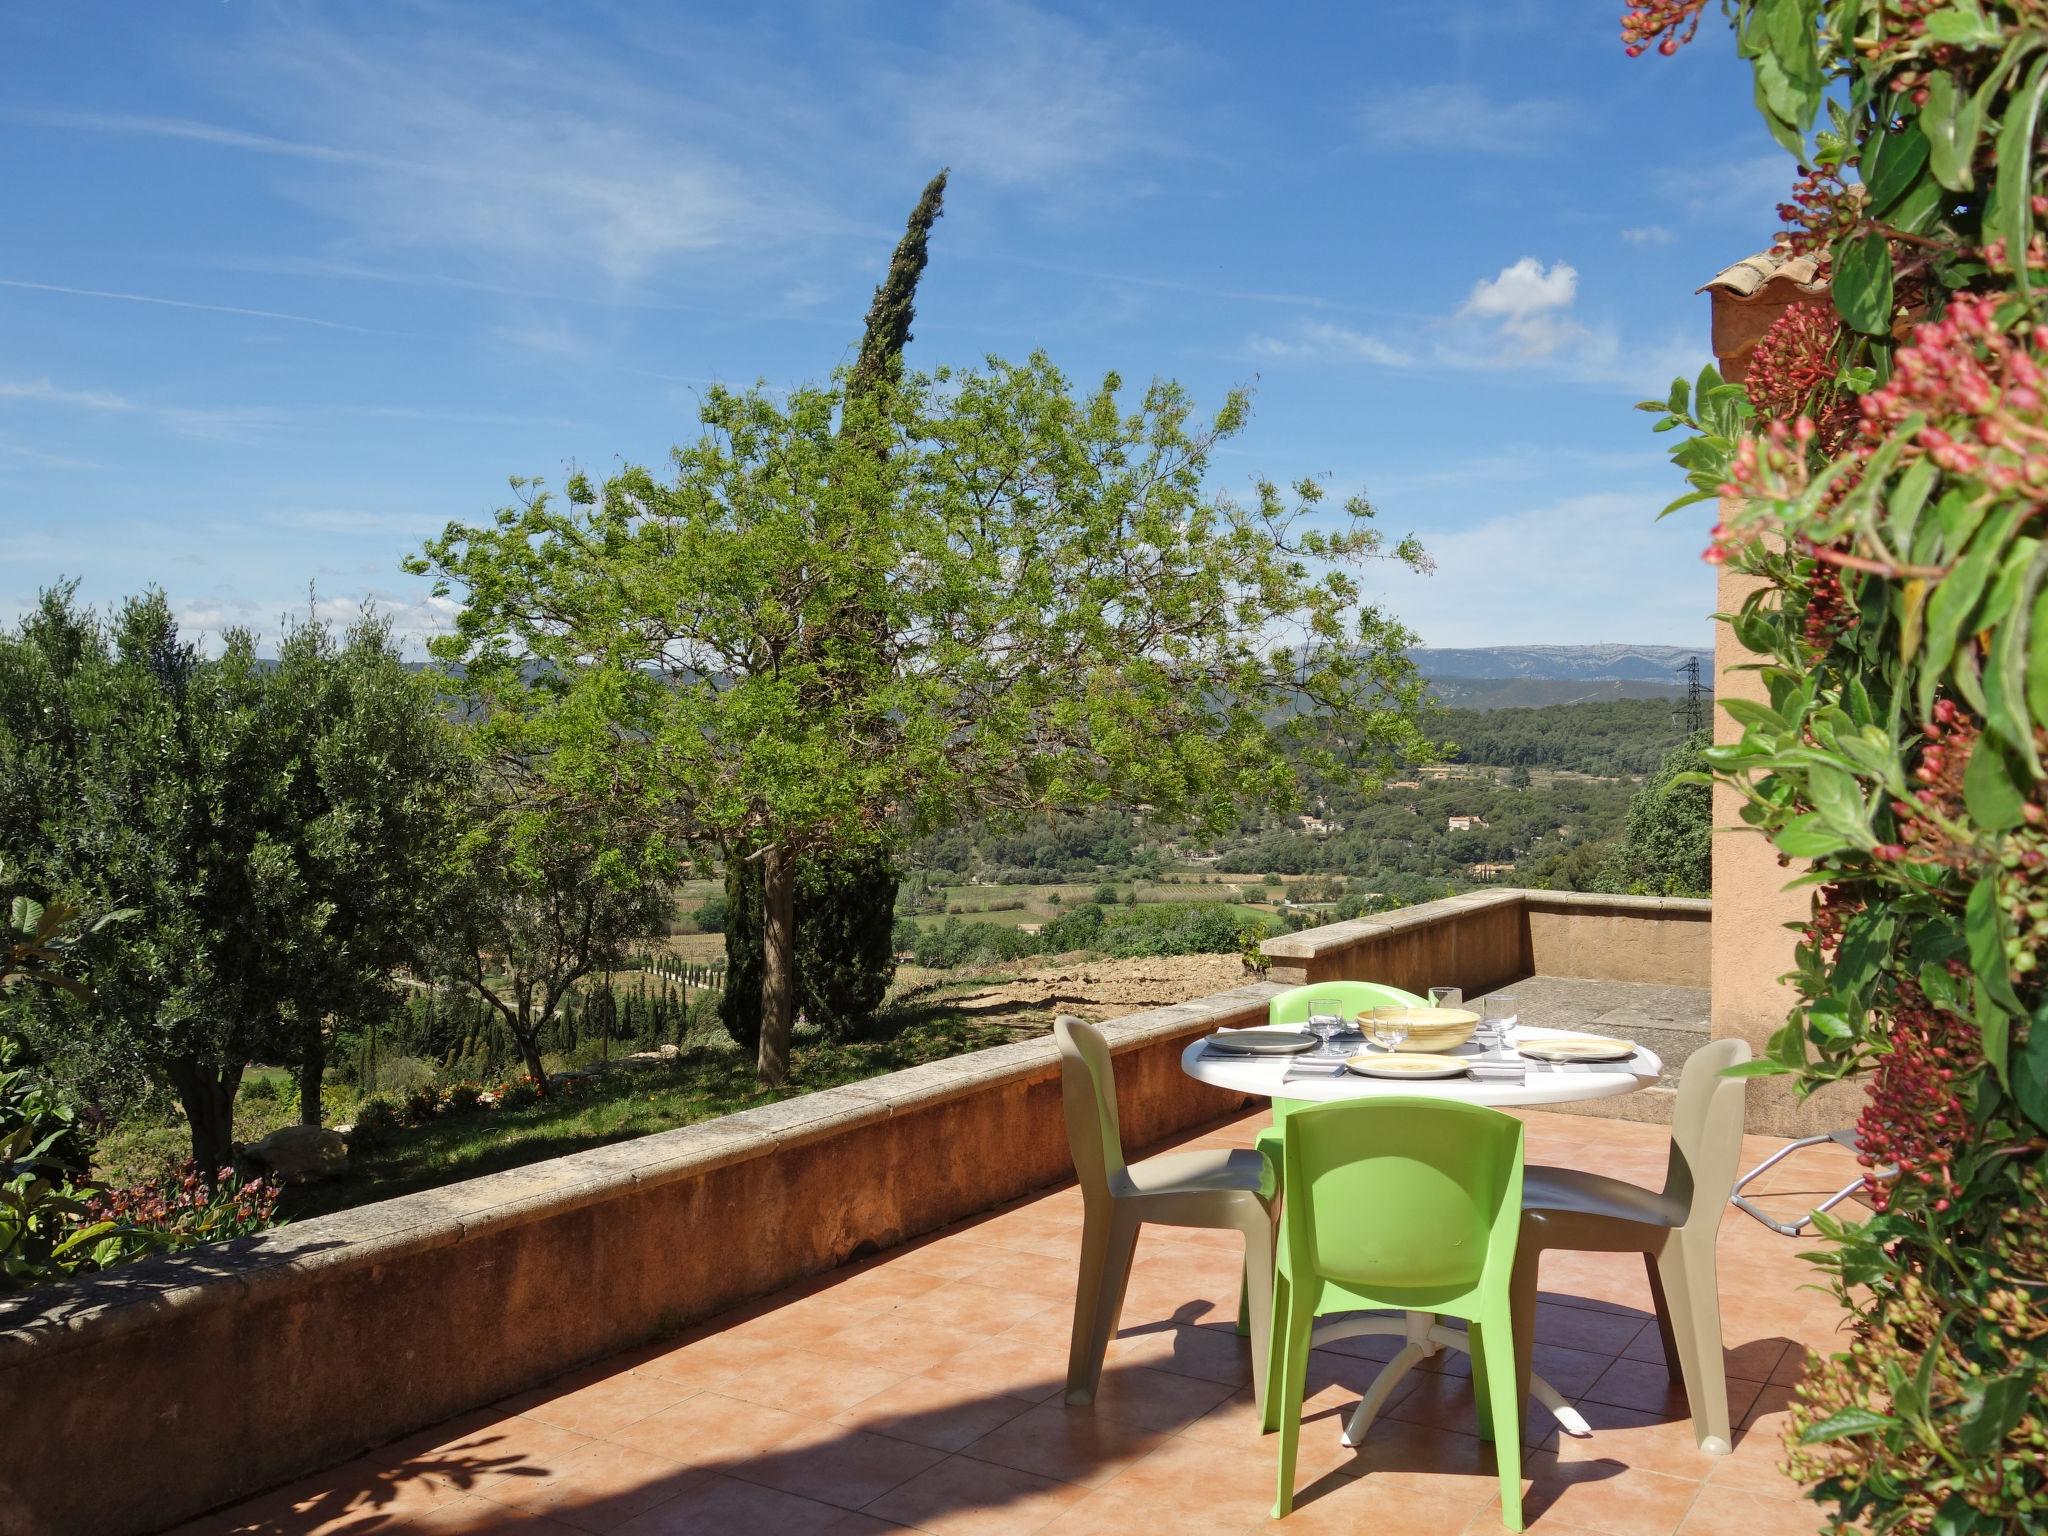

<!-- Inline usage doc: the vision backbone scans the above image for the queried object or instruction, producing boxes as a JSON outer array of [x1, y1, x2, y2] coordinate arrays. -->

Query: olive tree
[[414, 358, 1434, 1085], [424, 785, 673, 1094], [0, 589, 468, 1170]]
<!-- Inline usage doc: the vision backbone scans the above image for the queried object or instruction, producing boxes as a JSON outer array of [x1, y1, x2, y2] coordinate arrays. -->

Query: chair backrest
[[1282, 1097, 1523, 1298], [1268, 980, 1427, 1026], [1053, 1015, 1126, 1197], [1664, 1037, 1752, 1231]]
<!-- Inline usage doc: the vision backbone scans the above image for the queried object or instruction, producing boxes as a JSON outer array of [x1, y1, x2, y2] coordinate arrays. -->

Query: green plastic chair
[[1267, 1097, 1526, 1531], [1267, 979, 1427, 1026]]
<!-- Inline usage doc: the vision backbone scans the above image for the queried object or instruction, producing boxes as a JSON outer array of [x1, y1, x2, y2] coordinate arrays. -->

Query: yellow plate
[[1344, 1052, 1470, 1079], [1518, 1036, 1636, 1063]]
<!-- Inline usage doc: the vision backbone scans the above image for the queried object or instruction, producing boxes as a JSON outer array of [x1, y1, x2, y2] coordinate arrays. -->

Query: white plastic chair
[[1054, 1015, 1280, 1410], [1510, 1038, 1751, 1454]]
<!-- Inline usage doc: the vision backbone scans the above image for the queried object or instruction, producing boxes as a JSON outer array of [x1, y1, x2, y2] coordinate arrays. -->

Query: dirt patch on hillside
[[899, 951, 1249, 1028]]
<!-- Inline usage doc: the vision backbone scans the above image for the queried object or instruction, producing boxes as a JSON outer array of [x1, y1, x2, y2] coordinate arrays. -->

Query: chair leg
[[1270, 1282, 1316, 1518], [1260, 1262, 1291, 1435], [1642, 1250, 1681, 1376], [1066, 1203, 1139, 1405], [1238, 1210, 1277, 1416], [1473, 1310, 1525, 1532], [1508, 1229, 1544, 1444], [1656, 1231, 1732, 1455]]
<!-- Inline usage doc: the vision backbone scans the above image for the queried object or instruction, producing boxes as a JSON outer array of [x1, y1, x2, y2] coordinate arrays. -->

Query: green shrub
[[495, 1078, 542, 1111], [1091, 901, 1273, 958], [691, 894, 726, 933], [367, 1054, 439, 1100], [350, 1096, 402, 1142], [442, 1082, 484, 1115], [0, 1035, 97, 1292], [80, 1163, 282, 1264], [1091, 883, 1118, 905], [1037, 902, 1106, 952], [400, 1083, 443, 1124]]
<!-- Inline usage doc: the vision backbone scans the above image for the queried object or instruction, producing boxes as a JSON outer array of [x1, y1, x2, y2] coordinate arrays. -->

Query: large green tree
[[721, 168, 948, 1048], [0, 590, 468, 1171], [1613, 731, 1711, 898], [416, 357, 1434, 1085]]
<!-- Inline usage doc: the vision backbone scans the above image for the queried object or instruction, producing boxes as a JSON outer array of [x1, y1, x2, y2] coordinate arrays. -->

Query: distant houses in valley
[[1447, 814, 1489, 832]]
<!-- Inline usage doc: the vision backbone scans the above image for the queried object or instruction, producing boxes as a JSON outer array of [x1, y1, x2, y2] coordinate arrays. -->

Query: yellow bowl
[[1356, 1006, 1480, 1052]]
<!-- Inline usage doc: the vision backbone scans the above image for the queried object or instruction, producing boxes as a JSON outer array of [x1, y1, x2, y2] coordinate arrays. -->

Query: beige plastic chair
[[1054, 1015, 1280, 1411], [1509, 1037, 1751, 1455]]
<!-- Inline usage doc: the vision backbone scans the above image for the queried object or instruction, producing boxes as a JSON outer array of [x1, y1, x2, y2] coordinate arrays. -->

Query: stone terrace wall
[[0, 989, 1271, 1536], [1258, 888, 1710, 994]]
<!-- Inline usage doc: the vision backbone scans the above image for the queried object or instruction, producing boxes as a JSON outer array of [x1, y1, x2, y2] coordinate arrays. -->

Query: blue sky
[[1, 1, 1789, 652]]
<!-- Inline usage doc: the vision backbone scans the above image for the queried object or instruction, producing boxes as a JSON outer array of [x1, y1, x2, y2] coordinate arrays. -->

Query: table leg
[[1312, 1310, 1596, 1446]]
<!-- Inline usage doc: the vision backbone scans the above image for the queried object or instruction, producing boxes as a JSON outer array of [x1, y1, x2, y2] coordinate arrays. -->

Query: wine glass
[[1370, 1012, 1410, 1054], [1429, 985, 1463, 1011], [1306, 997, 1344, 1052]]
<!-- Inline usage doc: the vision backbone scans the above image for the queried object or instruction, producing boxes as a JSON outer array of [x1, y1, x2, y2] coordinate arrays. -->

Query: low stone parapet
[[0, 987, 1271, 1536]]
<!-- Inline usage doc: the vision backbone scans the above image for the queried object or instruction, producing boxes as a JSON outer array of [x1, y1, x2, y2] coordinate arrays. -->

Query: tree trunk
[[167, 1057, 245, 1182], [297, 1014, 325, 1126], [514, 994, 551, 1096], [757, 844, 796, 1086]]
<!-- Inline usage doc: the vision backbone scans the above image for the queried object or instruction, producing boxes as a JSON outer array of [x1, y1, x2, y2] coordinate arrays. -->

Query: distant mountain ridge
[[1410, 644, 1710, 683], [1424, 676, 1698, 711]]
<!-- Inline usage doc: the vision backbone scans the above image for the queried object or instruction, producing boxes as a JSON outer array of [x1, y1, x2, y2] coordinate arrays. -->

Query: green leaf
[[1862, 119, 1929, 215], [2028, 586, 2048, 733], [1956, 1374, 2029, 1456], [1806, 763, 1871, 845], [1721, 1057, 1795, 1078], [1984, 545, 2048, 775], [1963, 733, 2029, 830], [1924, 3, 2002, 48], [1965, 875, 2023, 1017], [1921, 69, 1984, 192], [1799, 1407, 1900, 1443], [1720, 697, 1790, 735], [1993, 54, 2048, 302], [2014, 1003, 2048, 1131], [1921, 503, 2029, 718], [1832, 231, 1896, 336], [1774, 813, 1852, 860]]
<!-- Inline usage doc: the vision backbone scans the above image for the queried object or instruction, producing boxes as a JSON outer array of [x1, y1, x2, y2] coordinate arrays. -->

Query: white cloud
[[1358, 83, 1574, 155], [1377, 490, 1715, 648], [1242, 257, 1707, 389], [0, 377, 283, 440], [171, 586, 460, 655], [1454, 257, 1590, 363], [1620, 225, 1677, 247], [895, 0, 1171, 186], [46, 25, 843, 293], [1246, 321, 1412, 367]]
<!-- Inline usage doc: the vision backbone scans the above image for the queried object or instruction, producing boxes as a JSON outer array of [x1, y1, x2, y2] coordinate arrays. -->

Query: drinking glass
[[1428, 986, 1463, 1011], [1481, 992, 1519, 1054], [1370, 1013, 1410, 1054]]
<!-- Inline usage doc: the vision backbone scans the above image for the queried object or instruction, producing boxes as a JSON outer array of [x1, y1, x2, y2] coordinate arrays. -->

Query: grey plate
[[1202, 1029, 1316, 1057]]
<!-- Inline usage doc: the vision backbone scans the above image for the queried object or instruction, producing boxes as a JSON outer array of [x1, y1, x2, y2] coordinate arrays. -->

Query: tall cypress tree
[[721, 169, 946, 1054]]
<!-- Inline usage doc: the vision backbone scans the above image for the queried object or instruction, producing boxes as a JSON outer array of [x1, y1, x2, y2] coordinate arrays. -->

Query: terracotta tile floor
[[193, 1109, 1862, 1536]]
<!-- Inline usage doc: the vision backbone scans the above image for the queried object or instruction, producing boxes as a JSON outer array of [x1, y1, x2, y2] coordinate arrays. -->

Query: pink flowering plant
[[1628, 1, 2048, 1529]]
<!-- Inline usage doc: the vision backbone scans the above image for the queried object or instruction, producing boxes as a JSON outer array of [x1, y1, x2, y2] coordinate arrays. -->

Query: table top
[[1180, 1025, 1662, 1109]]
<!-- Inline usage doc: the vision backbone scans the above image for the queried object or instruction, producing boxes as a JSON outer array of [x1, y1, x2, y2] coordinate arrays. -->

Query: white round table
[[1181, 1024, 1663, 1443]]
